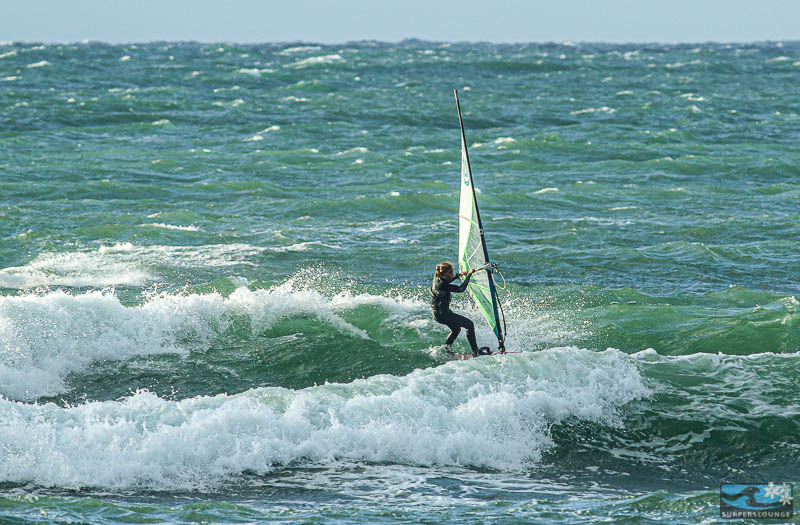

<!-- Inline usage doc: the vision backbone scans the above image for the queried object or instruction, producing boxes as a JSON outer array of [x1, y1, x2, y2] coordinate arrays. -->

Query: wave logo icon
[[720, 483, 793, 519]]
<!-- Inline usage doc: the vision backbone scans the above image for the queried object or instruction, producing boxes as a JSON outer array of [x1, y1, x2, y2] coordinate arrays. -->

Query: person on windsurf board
[[430, 262, 492, 357]]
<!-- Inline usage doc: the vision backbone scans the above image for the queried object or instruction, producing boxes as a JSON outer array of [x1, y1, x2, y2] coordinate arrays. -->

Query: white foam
[[290, 54, 343, 67], [232, 284, 368, 339], [279, 46, 322, 55], [680, 93, 707, 102], [0, 283, 370, 400], [352, 220, 409, 233], [97, 242, 135, 254], [570, 106, 616, 116], [0, 242, 300, 290], [578, 216, 633, 226], [151, 119, 170, 126], [388, 237, 416, 245], [533, 187, 558, 194], [136, 242, 263, 266], [336, 147, 368, 156], [0, 50, 17, 59], [0, 289, 193, 399], [665, 60, 702, 69], [25, 61, 50, 68], [138, 223, 201, 232], [0, 347, 647, 489], [0, 249, 155, 289], [268, 241, 340, 253], [245, 125, 280, 142], [329, 290, 423, 318]]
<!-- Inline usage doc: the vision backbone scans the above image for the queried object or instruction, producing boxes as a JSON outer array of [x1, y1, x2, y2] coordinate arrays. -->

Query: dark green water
[[0, 40, 798, 523]]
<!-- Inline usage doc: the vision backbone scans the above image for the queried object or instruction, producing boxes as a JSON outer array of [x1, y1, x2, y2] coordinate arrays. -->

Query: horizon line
[[4, 38, 800, 47]]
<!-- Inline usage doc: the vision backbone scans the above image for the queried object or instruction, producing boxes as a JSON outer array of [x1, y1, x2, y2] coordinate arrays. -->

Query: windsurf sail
[[454, 89, 506, 352]]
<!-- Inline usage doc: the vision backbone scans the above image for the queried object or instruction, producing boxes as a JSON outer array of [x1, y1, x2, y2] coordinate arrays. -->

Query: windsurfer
[[430, 262, 490, 357]]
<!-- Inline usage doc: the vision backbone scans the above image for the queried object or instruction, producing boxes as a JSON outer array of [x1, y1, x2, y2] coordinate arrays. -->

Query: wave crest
[[0, 348, 647, 489]]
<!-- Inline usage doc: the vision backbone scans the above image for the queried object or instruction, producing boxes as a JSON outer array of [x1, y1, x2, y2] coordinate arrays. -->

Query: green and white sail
[[454, 89, 505, 349]]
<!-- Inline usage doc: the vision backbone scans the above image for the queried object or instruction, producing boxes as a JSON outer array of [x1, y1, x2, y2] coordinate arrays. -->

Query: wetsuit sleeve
[[443, 274, 471, 293]]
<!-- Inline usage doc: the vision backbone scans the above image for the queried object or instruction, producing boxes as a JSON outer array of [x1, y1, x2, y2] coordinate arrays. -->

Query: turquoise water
[[1, 40, 799, 523]]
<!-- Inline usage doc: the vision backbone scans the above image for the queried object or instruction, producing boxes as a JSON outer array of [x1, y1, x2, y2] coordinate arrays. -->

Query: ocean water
[[1, 40, 799, 523]]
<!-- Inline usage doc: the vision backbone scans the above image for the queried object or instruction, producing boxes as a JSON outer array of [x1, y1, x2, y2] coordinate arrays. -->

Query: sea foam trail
[[0, 249, 154, 289], [0, 243, 271, 289], [0, 285, 368, 400], [0, 348, 648, 490]]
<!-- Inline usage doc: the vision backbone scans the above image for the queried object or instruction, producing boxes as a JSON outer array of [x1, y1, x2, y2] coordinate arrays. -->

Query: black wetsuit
[[430, 274, 479, 355]]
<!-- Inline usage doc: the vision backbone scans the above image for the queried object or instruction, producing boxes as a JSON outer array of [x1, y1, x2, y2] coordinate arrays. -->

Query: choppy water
[[1, 40, 799, 524]]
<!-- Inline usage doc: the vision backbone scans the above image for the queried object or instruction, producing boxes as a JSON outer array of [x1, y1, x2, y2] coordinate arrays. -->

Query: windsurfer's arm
[[448, 270, 475, 292]]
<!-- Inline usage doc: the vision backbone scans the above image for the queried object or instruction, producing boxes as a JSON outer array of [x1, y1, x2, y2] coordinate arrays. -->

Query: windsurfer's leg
[[447, 313, 479, 355], [434, 312, 460, 350], [445, 325, 461, 346], [464, 322, 479, 355]]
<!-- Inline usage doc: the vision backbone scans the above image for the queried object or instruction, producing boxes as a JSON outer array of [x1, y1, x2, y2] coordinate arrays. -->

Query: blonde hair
[[435, 262, 454, 279]]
